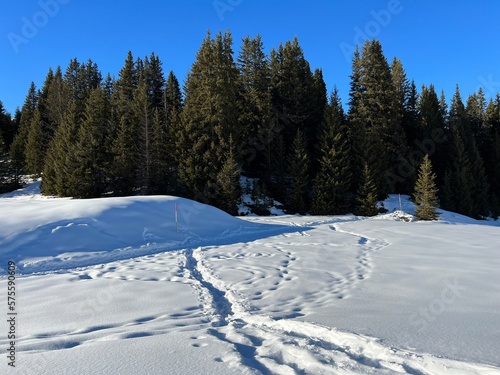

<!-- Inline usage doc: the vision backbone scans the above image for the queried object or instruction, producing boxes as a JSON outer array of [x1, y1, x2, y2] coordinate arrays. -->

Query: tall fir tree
[[354, 163, 379, 217], [237, 35, 273, 178], [288, 129, 309, 214], [179, 31, 241, 210], [69, 87, 110, 198], [41, 102, 80, 196], [10, 82, 38, 174], [312, 89, 352, 215], [109, 52, 140, 195], [445, 85, 489, 218], [216, 136, 241, 215], [25, 109, 46, 175], [418, 85, 448, 185], [413, 154, 440, 220]]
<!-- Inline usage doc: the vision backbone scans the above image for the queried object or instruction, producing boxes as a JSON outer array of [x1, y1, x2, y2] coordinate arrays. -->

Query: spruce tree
[[41, 103, 79, 196], [216, 136, 241, 215], [445, 86, 489, 218], [288, 129, 309, 214], [69, 87, 110, 198], [312, 89, 352, 215], [414, 154, 440, 220], [237, 35, 273, 177], [179, 31, 241, 209], [25, 109, 45, 175], [354, 163, 379, 217], [418, 85, 448, 185], [10, 82, 38, 174], [109, 52, 140, 195], [347, 46, 365, 194]]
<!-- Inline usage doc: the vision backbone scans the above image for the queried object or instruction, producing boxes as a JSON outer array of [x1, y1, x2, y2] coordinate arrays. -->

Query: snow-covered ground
[[1, 182, 499, 374]]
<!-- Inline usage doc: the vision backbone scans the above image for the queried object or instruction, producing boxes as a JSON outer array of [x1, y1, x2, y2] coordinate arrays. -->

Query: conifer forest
[[1, 32, 499, 220]]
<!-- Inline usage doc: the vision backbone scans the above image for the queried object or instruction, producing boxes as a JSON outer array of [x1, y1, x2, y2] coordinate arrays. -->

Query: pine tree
[[354, 163, 378, 217], [414, 154, 440, 220], [312, 89, 352, 215], [288, 129, 309, 214]]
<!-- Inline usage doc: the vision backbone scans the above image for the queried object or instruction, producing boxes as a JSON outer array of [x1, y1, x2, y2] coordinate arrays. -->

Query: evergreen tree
[[41, 103, 79, 196], [237, 35, 273, 177], [150, 108, 171, 194], [446, 85, 489, 218], [109, 52, 140, 195], [269, 133, 288, 202], [354, 163, 378, 217], [441, 131, 474, 217], [134, 77, 153, 193], [69, 87, 110, 198], [312, 89, 352, 215], [10, 82, 38, 173], [347, 46, 365, 194], [179, 31, 241, 209], [0, 101, 15, 150], [418, 85, 447, 184], [288, 129, 309, 214], [216, 136, 241, 215], [349, 40, 407, 197], [25, 109, 45, 175], [414, 154, 440, 220]]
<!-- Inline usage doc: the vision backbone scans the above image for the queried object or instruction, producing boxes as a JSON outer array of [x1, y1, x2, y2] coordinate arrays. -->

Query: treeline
[[1, 31, 499, 219]]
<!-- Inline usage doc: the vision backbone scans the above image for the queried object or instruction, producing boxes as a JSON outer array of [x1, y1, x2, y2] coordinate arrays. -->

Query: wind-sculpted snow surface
[[1, 183, 499, 374]]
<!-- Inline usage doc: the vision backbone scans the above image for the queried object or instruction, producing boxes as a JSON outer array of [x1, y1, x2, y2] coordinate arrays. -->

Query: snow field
[[0, 183, 499, 374]]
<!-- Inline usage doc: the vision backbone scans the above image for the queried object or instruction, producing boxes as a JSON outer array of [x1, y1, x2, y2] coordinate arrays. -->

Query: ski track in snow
[[176, 219, 497, 375], [2, 196, 499, 374]]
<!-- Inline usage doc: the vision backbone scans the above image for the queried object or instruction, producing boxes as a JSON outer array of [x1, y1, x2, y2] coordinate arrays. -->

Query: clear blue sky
[[1, 0, 500, 116]]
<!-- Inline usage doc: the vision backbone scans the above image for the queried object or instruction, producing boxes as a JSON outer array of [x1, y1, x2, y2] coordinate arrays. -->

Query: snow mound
[[0, 182, 292, 274]]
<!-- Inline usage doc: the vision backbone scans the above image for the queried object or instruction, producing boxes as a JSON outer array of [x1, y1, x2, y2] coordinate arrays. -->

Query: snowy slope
[[1, 183, 499, 374]]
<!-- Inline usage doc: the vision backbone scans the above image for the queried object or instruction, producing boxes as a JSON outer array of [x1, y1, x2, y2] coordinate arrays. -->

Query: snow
[[1, 182, 499, 374]]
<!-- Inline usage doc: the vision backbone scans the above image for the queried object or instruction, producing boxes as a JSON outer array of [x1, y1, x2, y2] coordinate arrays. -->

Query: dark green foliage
[[354, 163, 379, 217], [179, 31, 241, 209], [414, 154, 440, 220], [348, 41, 407, 197], [216, 137, 241, 215], [442, 86, 490, 218], [312, 89, 352, 215], [7, 35, 500, 218], [237, 35, 273, 177], [69, 88, 110, 198], [10, 82, 38, 173], [288, 130, 309, 214], [41, 103, 80, 196], [25, 109, 45, 175]]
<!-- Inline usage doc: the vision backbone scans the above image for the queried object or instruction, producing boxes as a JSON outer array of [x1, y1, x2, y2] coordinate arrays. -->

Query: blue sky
[[1, 0, 500, 115]]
